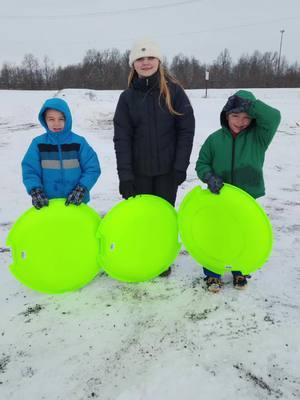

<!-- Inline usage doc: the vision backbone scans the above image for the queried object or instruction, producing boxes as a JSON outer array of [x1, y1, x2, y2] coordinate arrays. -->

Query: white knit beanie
[[129, 39, 162, 66]]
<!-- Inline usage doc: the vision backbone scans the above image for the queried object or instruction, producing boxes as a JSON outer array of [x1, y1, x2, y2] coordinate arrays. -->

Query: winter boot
[[233, 275, 248, 289], [204, 276, 223, 293]]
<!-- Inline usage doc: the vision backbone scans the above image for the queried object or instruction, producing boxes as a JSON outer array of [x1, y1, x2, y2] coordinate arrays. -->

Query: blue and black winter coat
[[22, 98, 101, 203]]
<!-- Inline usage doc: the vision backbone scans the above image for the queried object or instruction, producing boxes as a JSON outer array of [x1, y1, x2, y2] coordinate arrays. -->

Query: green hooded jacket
[[195, 90, 281, 198]]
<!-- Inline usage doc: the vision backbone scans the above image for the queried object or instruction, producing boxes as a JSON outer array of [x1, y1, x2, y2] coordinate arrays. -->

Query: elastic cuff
[[232, 271, 243, 277], [203, 267, 221, 278]]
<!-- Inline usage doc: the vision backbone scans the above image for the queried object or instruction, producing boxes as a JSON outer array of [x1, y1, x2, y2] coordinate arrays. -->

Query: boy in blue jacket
[[22, 97, 100, 209]]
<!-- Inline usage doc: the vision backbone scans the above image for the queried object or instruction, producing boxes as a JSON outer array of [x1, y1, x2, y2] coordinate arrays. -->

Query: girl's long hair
[[128, 63, 183, 116]]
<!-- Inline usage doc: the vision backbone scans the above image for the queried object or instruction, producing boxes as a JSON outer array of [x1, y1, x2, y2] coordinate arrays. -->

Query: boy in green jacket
[[196, 90, 281, 292]]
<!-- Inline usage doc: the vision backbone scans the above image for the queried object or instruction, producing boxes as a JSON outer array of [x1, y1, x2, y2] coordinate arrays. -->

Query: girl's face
[[227, 112, 252, 135], [45, 109, 65, 132], [133, 57, 160, 78]]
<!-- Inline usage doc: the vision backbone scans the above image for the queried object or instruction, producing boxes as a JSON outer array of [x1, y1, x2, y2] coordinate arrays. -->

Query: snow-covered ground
[[0, 88, 299, 400]]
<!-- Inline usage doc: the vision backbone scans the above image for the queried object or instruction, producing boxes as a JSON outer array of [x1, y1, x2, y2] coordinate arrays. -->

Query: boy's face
[[45, 109, 65, 132], [227, 112, 251, 135]]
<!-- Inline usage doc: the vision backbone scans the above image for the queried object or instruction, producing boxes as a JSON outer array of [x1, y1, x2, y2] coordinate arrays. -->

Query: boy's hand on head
[[204, 172, 224, 194], [30, 188, 49, 209], [65, 185, 86, 206]]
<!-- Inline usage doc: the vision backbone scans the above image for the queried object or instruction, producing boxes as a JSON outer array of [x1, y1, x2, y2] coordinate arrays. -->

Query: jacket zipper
[[57, 140, 64, 185], [153, 94, 160, 171], [231, 137, 235, 184]]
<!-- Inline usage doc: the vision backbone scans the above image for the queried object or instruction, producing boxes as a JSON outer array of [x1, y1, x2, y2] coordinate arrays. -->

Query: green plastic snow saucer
[[97, 194, 181, 282], [6, 199, 102, 294], [178, 184, 273, 275]]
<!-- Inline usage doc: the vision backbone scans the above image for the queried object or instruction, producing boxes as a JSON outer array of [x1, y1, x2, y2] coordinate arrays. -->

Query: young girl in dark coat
[[113, 38, 195, 207], [113, 38, 195, 277]]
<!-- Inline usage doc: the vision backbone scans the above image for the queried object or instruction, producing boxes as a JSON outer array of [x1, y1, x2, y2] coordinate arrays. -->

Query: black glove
[[65, 185, 86, 206], [223, 95, 253, 114], [205, 172, 224, 194], [30, 188, 49, 209], [174, 170, 186, 186], [119, 180, 136, 199]]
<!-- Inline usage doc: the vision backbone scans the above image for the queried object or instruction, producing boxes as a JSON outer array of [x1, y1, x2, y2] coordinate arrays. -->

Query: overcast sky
[[1, 0, 299, 67]]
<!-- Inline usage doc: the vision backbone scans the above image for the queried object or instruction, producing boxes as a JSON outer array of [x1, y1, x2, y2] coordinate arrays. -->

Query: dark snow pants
[[134, 172, 178, 206]]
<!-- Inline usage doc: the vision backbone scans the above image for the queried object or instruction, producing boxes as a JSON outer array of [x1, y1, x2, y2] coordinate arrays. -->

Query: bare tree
[[0, 63, 16, 89], [42, 56, 56, 89], [21, 54, 43, 89]]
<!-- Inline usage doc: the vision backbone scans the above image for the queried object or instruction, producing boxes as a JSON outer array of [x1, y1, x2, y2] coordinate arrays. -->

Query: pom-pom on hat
[[129, 38, 162, 66]]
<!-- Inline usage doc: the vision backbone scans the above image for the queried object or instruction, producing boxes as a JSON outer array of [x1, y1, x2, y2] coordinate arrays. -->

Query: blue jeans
[[203, 267, 243, 278]]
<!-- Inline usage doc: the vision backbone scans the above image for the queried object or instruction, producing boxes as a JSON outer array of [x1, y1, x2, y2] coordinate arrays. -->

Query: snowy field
[[0, 88, 299, 400]]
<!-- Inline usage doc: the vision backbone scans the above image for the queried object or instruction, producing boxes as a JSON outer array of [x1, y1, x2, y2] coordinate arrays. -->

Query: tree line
[[0, 48, 299, 90]]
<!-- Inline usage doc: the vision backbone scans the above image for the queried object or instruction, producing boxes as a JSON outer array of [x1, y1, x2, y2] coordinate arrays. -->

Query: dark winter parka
[[196, 90, 281, 198], [113, 73, 195, 181]]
